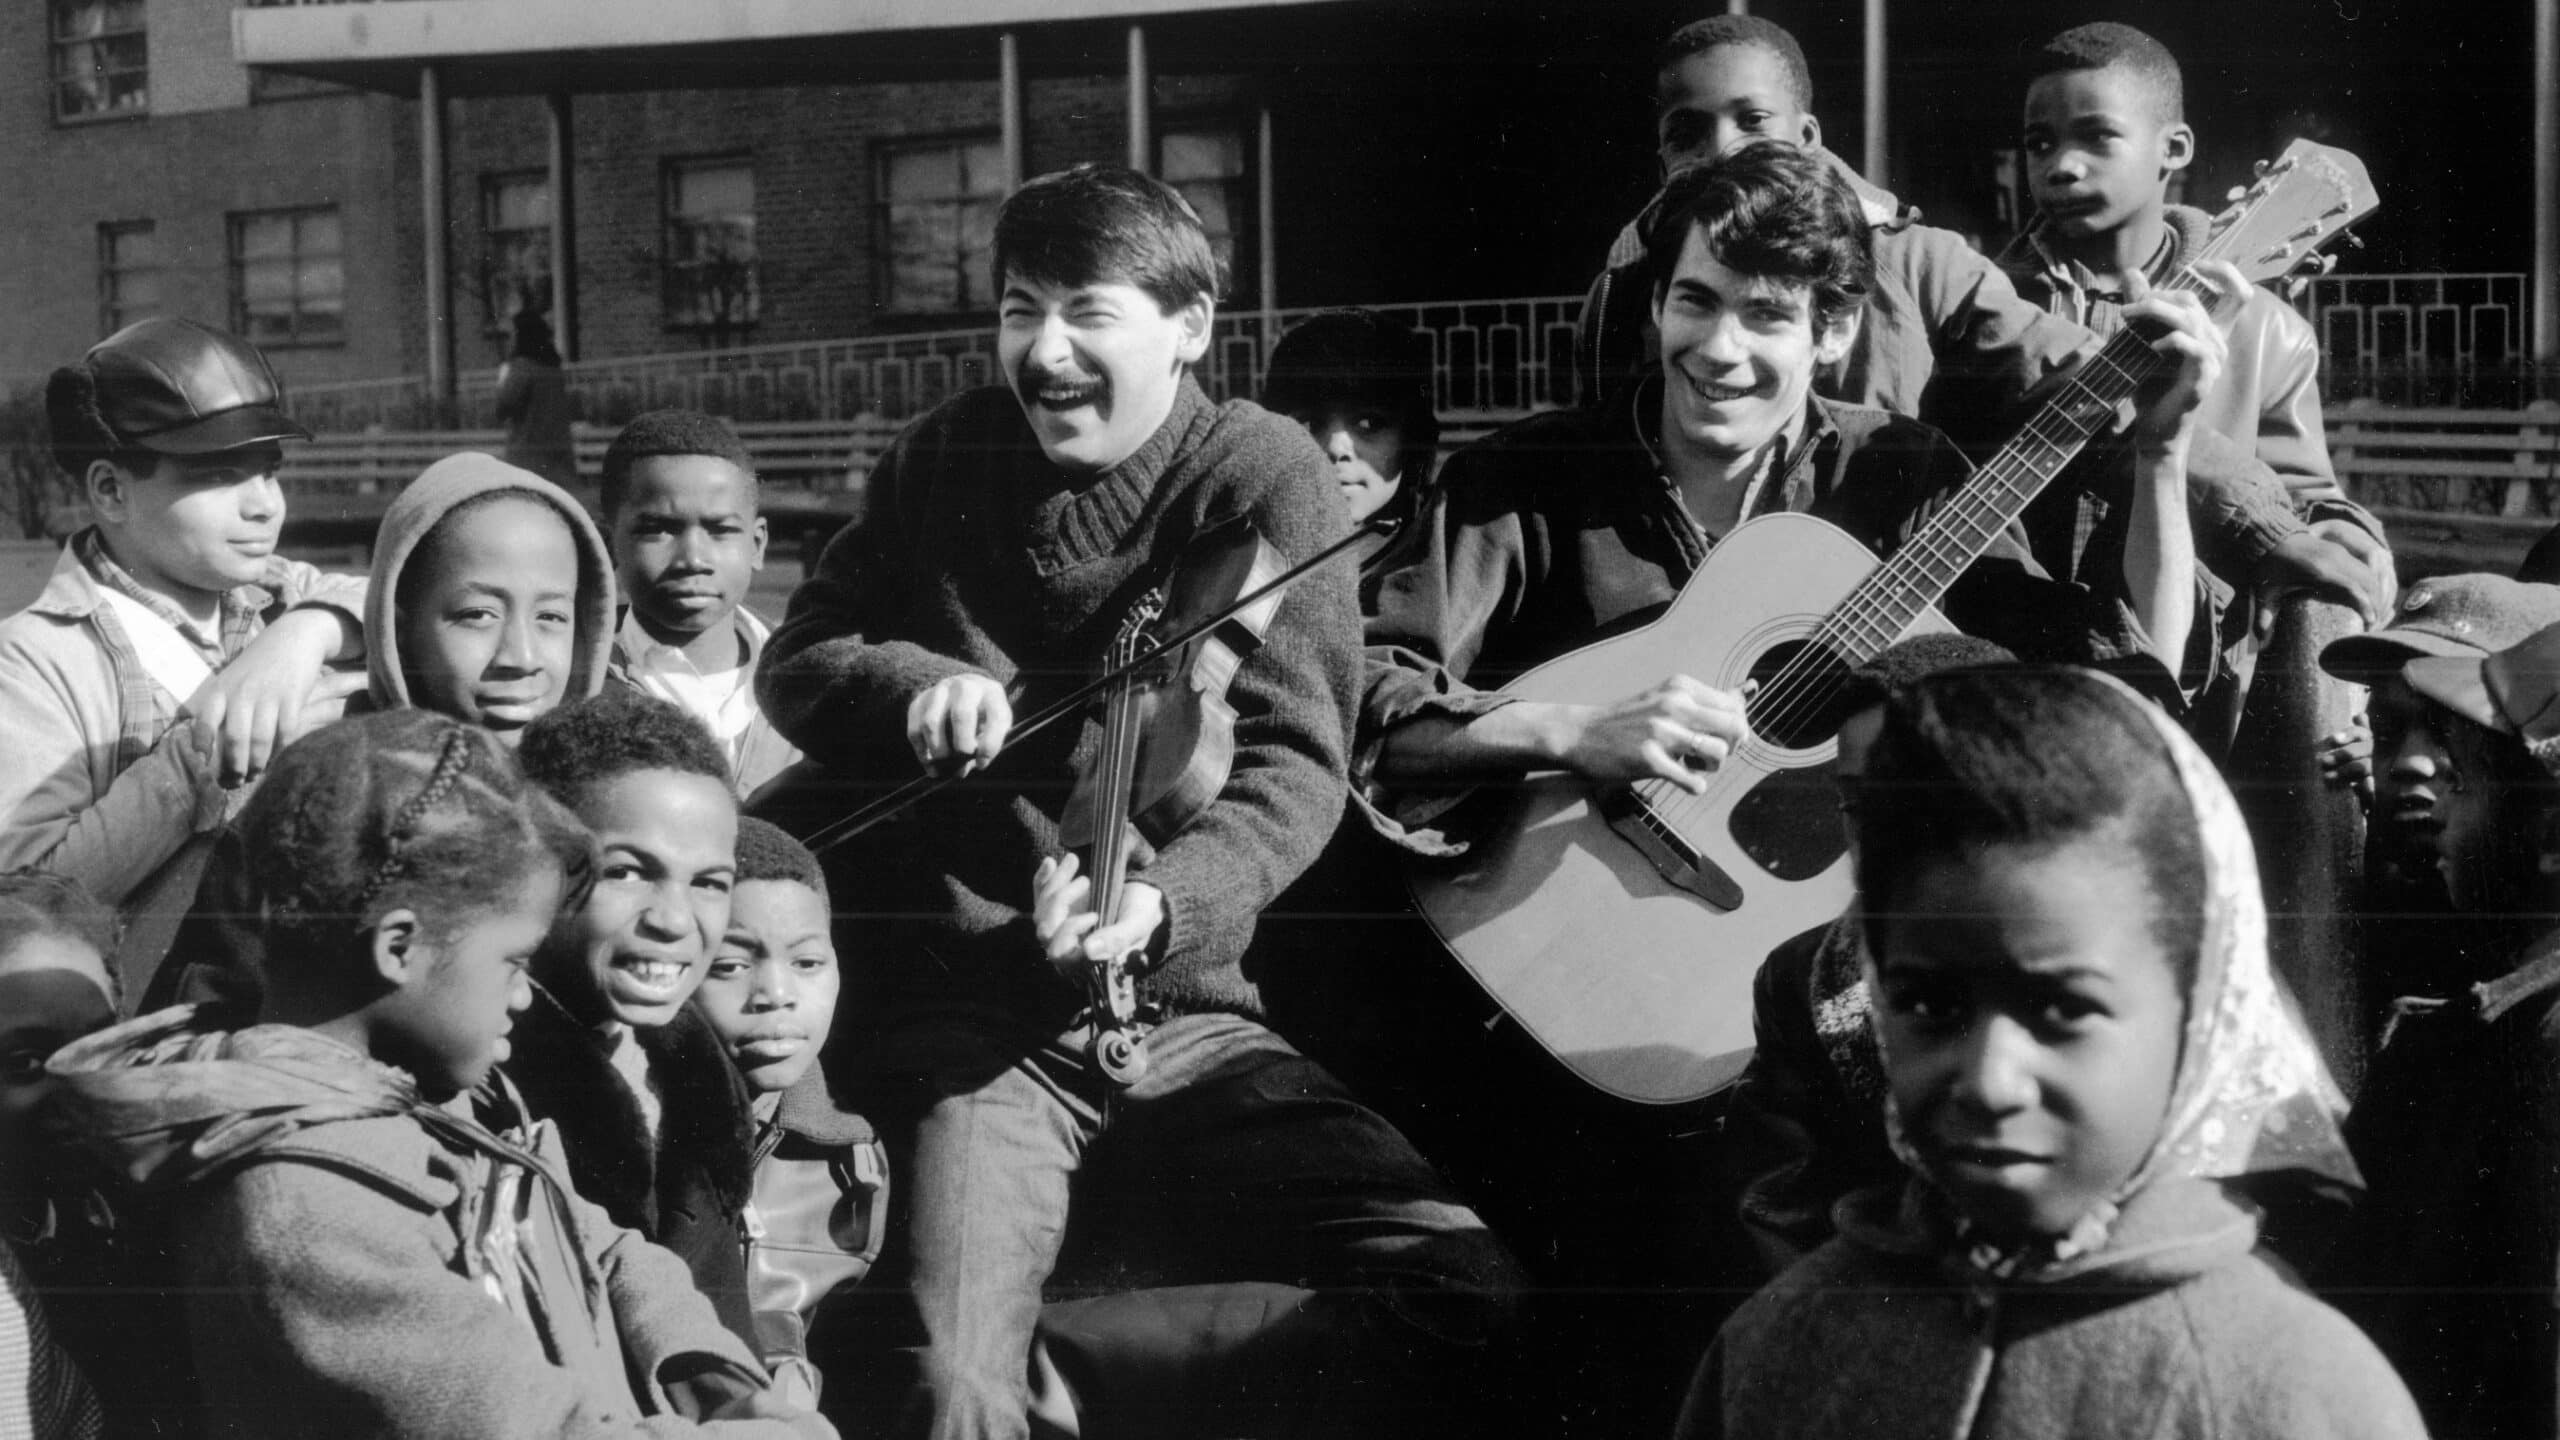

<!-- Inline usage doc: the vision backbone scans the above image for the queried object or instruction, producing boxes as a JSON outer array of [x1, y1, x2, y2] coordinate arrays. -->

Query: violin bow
[[801, 511, 1401, 857]]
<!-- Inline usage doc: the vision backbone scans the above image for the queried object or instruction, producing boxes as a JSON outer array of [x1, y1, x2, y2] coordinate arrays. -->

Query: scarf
[[1867, 668, 2358, 1275]]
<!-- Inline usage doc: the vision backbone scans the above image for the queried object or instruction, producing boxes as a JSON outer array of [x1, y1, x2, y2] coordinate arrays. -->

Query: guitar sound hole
[[1743, 639, 1856, 751]]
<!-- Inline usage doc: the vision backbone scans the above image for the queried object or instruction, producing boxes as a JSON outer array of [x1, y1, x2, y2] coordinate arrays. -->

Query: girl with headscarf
[[1677, 666, 2424, 1440]]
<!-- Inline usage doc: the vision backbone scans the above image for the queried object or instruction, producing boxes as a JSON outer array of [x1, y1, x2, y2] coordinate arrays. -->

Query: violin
[[1057, 517, 1288, 1085]]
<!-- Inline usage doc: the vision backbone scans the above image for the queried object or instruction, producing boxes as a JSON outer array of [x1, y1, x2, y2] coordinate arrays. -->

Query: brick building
[[0, 0, 2537, 407]]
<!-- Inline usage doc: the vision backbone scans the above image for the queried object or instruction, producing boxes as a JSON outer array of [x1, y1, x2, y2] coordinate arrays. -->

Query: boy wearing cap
[[2317, 575, 2560, 882], [0, 317, 366, 998], [2321, 618, 2560, 1438]]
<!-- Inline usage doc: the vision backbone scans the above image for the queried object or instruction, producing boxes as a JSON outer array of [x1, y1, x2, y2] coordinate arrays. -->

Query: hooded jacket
[[364, 450, 617, 712], [139, 453, 617, 1021], [1681, 1179, 2426, 1440], [1676, 670, 2412, 1440], [41, 1009, 823, 1440]]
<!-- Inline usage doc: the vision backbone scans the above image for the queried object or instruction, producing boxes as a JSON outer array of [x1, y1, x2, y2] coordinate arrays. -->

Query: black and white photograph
[[0, 0, 2546, 1435]]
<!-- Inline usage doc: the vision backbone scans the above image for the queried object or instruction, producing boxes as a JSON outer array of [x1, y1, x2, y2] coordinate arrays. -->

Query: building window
[[1160, 126, 1251, 297], [482, 172, 552, 332], [52, 0, 147, 122], [881, 137, 1005, 315], [663, 157, 758, 333], [97, 221, 160, 336], [229, 207, 345, 348]]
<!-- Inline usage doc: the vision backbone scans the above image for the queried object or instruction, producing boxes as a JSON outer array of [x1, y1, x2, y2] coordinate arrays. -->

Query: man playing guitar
[[1363, 140, 2235, 834]]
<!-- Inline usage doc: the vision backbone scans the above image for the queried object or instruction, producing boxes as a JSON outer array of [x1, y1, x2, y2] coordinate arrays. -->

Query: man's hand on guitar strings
[[1557, 674, 1754, 796], [1033, 854, 1167, 972], [909, 672, 1014, 777]]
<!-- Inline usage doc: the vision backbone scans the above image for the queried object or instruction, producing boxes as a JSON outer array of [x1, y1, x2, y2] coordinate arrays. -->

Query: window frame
[[50, 0, 149, 125], [1156, 118, 1256, 301], [660, 154, 760, 335], [227, 205, 347, 350], [96, 219, 159, 337], [480, 169, 553, 335], [875, 132, 1008, 318]]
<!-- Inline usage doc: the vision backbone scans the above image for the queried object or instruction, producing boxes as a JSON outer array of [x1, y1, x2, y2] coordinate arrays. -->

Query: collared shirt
[[611, 605, 801, 795]]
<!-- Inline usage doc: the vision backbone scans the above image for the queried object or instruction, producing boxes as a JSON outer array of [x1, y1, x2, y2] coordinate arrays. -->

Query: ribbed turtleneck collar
[[1034, 375, 1212, 571]]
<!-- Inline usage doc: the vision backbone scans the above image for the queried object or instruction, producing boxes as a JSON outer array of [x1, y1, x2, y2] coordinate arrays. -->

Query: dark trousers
[[852, 1006, 1523, 1440]]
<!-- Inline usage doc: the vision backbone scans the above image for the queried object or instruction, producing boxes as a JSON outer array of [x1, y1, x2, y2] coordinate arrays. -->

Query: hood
[[1865, 669, 2359, 1277], [1835, 1174, 2261, 1290], [366, 452, 616, 710], [43, 1007, 422, 1193]]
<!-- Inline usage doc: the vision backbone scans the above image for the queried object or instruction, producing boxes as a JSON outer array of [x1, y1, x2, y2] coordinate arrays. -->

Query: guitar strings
[[1626, 258, 2220, 837]]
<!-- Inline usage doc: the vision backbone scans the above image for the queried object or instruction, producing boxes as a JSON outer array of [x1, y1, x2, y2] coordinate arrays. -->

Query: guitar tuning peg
[[2318, 253, 2340, 274], [2253, 158, 2272, 176], [2257, 244, 2296, 266], [2227, 185, 2249, 203], [2344, 231, 2365, 249], [2283, 274, 2312, 301]]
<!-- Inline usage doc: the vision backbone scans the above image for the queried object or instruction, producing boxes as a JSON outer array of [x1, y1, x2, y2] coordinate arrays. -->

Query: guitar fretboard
[[1810, 280, 2197, 668]]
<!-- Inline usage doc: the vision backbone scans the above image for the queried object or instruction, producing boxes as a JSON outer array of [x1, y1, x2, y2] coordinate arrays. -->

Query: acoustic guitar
[[1408, 140, 2380, 1106]]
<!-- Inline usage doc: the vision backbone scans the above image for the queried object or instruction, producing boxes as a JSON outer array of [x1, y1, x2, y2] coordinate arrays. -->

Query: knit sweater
[[758, 378, 1357, 1026], [1681, 1178, 2427, 1440]]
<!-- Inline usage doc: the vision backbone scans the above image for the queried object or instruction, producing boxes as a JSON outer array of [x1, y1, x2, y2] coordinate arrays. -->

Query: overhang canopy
[[234, 0, 1360, 96]]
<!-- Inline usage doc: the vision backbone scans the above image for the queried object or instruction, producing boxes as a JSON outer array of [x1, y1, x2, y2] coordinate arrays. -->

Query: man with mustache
[[759, 163, 1520, 1440]]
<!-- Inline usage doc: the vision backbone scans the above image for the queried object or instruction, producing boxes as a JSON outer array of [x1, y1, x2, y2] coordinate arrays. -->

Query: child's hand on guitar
[[1033, 854, 1167, 971], [1557, 675, 1753, 796], [909, 672, 1014, 776], [2123, 259, 2246, 456]]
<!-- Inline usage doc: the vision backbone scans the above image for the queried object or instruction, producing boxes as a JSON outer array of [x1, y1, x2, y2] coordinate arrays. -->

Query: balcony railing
[[288, 277, 2543, 434], [290, 295, 1593, 434]]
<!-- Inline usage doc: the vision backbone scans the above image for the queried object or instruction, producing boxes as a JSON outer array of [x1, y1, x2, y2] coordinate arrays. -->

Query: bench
[[275, 417, 907, 560], [2327, 398, 2560, 575]]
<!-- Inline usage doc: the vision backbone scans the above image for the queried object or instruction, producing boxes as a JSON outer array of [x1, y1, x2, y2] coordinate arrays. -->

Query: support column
[[545, 89, 577, 362], [2536, 0, 2557, 366], [1862, 0, 1887, 186], [999, 31, 1025, 189], [1256, 105, 1276, 318], [420, 63, 453, 412], [1726, 0, 1747, 12], [1126, 24, 1151, 173]]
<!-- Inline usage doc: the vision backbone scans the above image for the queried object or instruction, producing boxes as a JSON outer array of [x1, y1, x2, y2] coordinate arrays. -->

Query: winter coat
[[740, 1062, 888, 1406], [0, 540, 365, 1000], [42, 1009, 825, 1440], [1681, 1178, 2427, 1440], [501, 996, 762, 1349]]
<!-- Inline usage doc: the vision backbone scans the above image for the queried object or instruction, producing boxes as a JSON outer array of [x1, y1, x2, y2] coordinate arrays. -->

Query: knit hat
[[2318, 573, 2560, 681], [46, 317, 310, 465], [2402, 620, 2560, 777]]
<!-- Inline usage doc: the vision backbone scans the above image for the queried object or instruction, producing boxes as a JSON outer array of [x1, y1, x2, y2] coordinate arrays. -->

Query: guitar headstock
[[2196, 139, 2380, 288]]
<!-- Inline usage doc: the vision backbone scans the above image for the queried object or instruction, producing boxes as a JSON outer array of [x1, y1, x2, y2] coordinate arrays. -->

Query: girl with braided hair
[[43, 710, 834, 1438]]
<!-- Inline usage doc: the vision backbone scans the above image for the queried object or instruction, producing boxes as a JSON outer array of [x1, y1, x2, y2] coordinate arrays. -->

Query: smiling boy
[[1575, 16, 2391, 699], [606, 411, 801, 797], [759, 163, 1519, 1440]]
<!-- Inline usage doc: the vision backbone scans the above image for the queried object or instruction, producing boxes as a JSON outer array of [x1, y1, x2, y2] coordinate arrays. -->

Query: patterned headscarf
[[1866, 667, 2357, 1271]]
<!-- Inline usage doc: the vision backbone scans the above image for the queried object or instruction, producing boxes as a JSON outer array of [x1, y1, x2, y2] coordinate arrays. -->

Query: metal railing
[[290, 295, 1589, 434], [2300, 272, 2535, 406], [288, 277, 2548, 432]]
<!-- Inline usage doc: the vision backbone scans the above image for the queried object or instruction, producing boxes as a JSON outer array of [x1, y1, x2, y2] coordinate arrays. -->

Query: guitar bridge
[[1596, 786, 1744, 912]]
